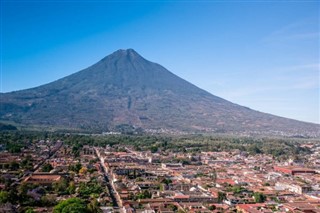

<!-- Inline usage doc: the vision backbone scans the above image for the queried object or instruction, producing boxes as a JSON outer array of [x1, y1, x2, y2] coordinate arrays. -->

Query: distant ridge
[[1, 49, 319, 136]]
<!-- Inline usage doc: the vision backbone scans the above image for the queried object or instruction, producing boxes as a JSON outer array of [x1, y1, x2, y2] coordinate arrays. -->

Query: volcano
[[1, 49, 319, 136]]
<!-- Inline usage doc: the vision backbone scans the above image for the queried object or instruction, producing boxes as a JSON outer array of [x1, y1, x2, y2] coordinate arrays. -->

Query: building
[[275, 181, 312, 194], [274, 166, 316, 175], [23, 174, 62, 185]]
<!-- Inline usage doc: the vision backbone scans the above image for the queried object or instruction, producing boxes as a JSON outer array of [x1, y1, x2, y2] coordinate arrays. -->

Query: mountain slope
[[1, 49, 319, 136]]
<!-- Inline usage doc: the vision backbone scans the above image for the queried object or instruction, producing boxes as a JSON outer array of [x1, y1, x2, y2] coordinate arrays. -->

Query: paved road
[[14, 141, 63, 186], [94, 147, 123, 211], [34, 141, 63, 172]]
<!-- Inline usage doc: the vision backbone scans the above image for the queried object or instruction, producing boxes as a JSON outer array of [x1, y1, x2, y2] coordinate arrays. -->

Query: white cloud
[[262, 19, 319, 43]]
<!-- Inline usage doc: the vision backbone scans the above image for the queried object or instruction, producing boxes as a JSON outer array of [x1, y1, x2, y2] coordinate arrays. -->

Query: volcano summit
[[1, 49, 319, 136]]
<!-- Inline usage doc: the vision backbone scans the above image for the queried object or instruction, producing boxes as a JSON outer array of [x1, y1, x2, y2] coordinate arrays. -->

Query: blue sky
[[1, 1, 319, 124]]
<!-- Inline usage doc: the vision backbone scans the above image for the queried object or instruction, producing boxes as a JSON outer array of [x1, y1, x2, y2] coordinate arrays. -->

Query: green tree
[[7, 143, 23, 153], [248, 145, 262, 154], [7, 188, 18, 204], [253, 192, 266, 203], [135, 190, 152, 200], [208, 205, 216, 210], [78, 181, 103, 198], [41, 163, 53, 172], [41, 194, 57, 206], [9, 161, 19, 170], [161, 178, 172, 185], [231, 186, 244, 194], [0, 191, 9, 203], [159, 184, 165, 191], [21, 155, 33, 170], [167, 204, 177, 211], [18, 182, 36, 198], [218, 191, 226, 203], [53, 198, 87, 213], [69, 163, 82, 173], [72, 146, 81, 158], [67, 181, 76, 194], [25, 208, 35, 213], [150, 146, 158, 153], [62, 204, 87, 213], [87, 199, 102, 213], [53, 177, 69, 194]]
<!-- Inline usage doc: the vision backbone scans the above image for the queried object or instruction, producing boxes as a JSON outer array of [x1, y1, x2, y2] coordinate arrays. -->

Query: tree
[[231, 186, 244, 194], [161, 178, 172, 185], [253, 192, 266, 203], [69, 163, 82, 173], [61, 203, 87, 213], [0, 191, 9, 203], [7, 143, 22, 153], [87, 199, 102, 213], [9, 161, 19, 170], [25, 208, 35, 213], [248, 145, 262, 154], [159, 184, 165, 191], [53, 178, 68, 194], [41, 163, 53, 172], [78, 181, 103, 198], [72, 146, 81, 158], [167, 204, 177, 211], [7, 188, 18, 204], [21, 155, 33, 170], [41, 194, 57, 206], [150, 146, 158, 153], [67, 181, 76, 194], [135, 190, 152, 200], [53, 198, 87, 213], [218, 191, 226, 203], [18, 182, 34, 196], [79, 167, 88, 175], [208, 205, 216, 210]]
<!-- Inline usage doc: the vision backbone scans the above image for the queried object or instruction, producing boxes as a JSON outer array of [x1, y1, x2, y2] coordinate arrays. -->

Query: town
[[0, 133, 319, 213]]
